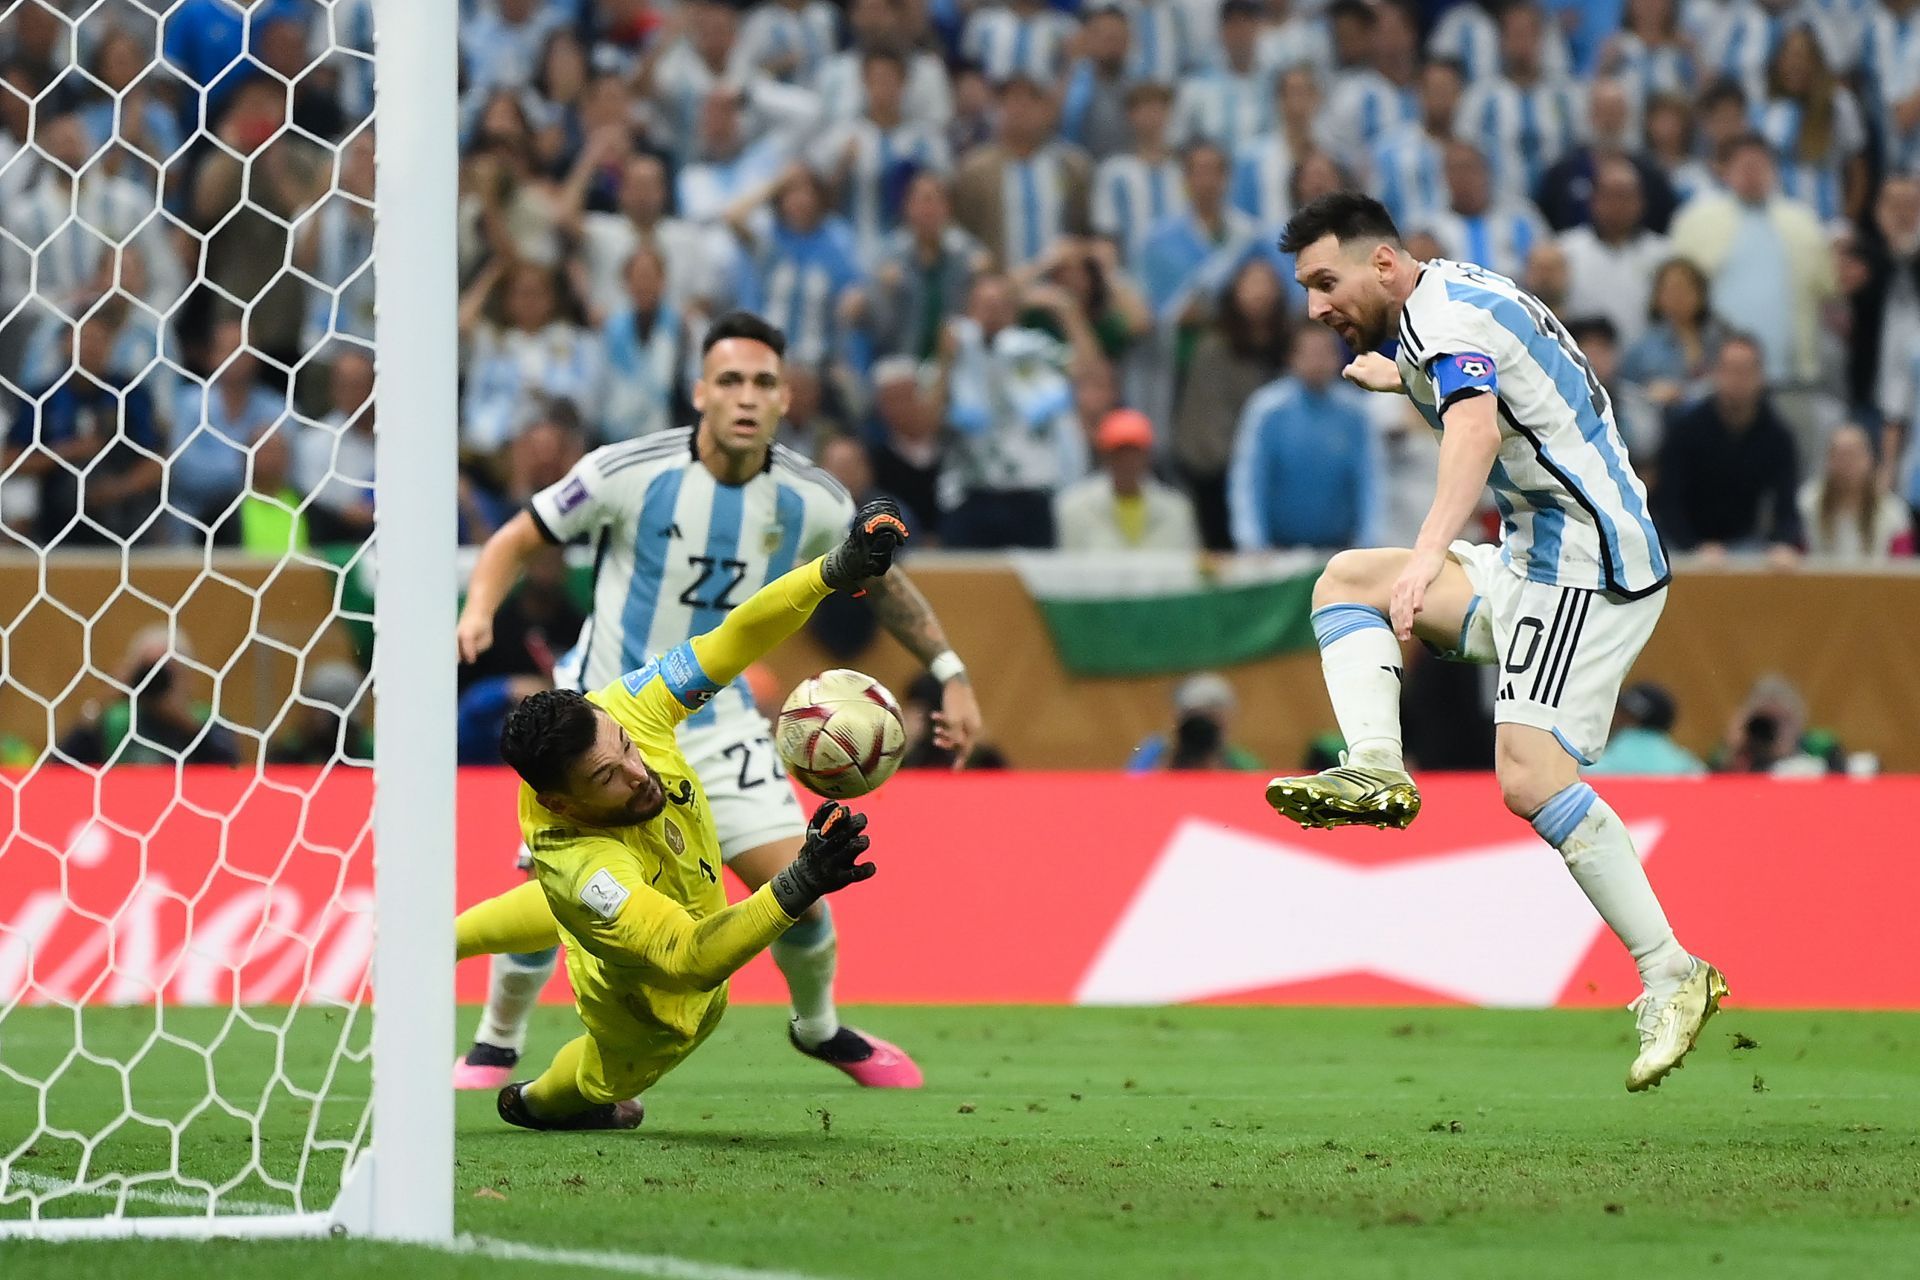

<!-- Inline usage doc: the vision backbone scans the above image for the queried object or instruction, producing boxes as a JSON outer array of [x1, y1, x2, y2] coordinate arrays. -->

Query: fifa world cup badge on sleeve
[[579, 868, 632, 921], [556, 475, 590, 514]]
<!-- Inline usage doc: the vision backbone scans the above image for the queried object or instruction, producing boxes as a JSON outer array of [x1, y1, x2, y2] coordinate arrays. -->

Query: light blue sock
[[773, 903, 839, 1047], [1532, 784, 1689, 991], [1310, 603, 1404, 769]]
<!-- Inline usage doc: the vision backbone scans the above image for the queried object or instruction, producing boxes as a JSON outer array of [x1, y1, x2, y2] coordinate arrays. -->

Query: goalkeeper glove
[[821, 499, 909, 592], [768, 800, 875, 917]]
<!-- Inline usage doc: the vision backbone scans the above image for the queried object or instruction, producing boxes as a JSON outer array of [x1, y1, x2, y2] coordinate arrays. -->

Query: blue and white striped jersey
[[1393, 259, 1669, 599], [1094, 152, 1186, 265], [961, 5, 1077, 83], [529, 428, 857, 736]]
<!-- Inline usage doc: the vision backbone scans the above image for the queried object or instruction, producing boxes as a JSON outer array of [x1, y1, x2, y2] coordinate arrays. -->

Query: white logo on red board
[[1076, 817, 1664, 1007]]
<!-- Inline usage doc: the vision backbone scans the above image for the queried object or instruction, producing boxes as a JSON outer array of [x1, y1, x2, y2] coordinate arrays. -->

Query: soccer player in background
[[458, 502, 909, 1130], [1264, 192, 1726, 1092], [454, 311, 983, 1091]]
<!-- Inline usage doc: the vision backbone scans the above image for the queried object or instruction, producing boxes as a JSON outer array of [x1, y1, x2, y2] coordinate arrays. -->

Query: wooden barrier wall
[[2, 554, 1915, 771], [0, 552, 360, 760]]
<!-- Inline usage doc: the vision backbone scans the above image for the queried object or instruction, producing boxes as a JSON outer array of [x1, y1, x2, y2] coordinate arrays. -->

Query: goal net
[[0, 0, 453, 1243]]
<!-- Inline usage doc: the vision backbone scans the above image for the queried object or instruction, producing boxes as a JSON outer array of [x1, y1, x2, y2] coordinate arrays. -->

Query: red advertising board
[[4, 768, 1916, 1009]]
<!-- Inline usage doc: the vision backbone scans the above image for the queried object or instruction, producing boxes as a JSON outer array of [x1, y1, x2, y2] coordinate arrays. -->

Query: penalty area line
[[447, 1234, 837, 1280]]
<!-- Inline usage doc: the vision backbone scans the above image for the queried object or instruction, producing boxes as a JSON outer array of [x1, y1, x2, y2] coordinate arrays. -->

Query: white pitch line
[[3, 1170, 288, 1216], [448, 1234, 837, 1280]]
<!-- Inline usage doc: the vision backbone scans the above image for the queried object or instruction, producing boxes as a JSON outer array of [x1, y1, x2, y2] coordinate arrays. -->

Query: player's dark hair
[[701, 310, 787, 359], [1277, 191, 1402, 256], [500, 689, 601, 794]]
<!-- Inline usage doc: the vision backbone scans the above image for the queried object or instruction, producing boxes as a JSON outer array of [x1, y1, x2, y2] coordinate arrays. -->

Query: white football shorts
[[1446, 540, 1666, 765]]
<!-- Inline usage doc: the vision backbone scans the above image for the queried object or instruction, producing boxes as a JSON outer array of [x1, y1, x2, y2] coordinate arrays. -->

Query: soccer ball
[[775, 669, 907, 799]]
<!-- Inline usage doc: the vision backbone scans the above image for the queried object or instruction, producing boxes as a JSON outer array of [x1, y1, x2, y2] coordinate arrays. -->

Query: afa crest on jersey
[[763, 523, 787, 556]]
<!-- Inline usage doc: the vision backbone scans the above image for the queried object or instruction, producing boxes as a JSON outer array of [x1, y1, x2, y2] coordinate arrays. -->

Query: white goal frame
[[0, 0, 456, 1245]]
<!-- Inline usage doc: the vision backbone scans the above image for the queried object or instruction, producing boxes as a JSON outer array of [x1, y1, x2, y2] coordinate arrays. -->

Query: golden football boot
[[1264, 763, 1421, 831], [1626, 959, 1729, 1092]]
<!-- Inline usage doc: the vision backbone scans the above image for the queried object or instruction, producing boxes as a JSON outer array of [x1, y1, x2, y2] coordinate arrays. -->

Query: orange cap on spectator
[[1096, 409, 1154, 452]]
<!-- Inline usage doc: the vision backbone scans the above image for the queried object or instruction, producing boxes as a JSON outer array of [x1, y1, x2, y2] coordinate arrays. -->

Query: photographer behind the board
[[57, 626, 239, 766], [1128, 673, 1261, 772]]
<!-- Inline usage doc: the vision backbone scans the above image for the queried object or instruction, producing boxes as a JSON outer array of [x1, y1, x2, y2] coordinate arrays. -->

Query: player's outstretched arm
[[577, 802, 876, 992], [457, 510, 547, 662], [686, 499, 909, 688]]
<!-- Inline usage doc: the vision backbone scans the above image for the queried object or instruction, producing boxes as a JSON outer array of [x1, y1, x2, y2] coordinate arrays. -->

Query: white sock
[[474, 949, 556, 1054], [773, 906, 840, 1048], [1311, 604, 1404, 770], [1532, 784, 1691, 994]]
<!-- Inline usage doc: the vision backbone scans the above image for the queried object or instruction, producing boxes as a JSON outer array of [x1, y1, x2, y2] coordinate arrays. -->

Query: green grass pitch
[[3, 1005, 1918, 1279]]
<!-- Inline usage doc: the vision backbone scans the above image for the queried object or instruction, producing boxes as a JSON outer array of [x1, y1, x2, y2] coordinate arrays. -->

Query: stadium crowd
[[3, 0, 1920, 560]]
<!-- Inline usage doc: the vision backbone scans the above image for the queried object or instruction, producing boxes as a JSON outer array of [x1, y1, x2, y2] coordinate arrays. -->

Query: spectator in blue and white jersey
[[962, 0, 1077, 85], [1456, 1, 1584, 202], [1170, 0, 1275, 157], [816, 0, 954, 130], [600, 246, 689, 442], [296, 129, 376, 352], [867, 173, 989, 362], [1256, 0, 1335, 77], [1228, 324, 1378, 551], [1140, 141, 1268, 321], [1427, 0, 1575, 83], [1858, 0, 1920, 167], [641, 0, 753, 164], [1228, 66, 1338, 234], [1123, 0, 1199, 83], [168, 317, 291, 537], [1095, 83, 1187, 265], [948, 75, 1094, 271], [460, 0, 567, 95], [1598, 0, 1697, 108], [936, 273, 1092, 548], [79, 28, 183, 172], [576, 152, 737, 322], [813, 50, 954, 263], [1367, 59, 1464, 231], [1060, 5, 1138, 161], [736, 0, 839, 87], [675, 85, 819, 223], [1702, 0, 1848, 102], [729, 168, 867, 372], [1755, 24, 1867, 225], [1324, 0, 1419, 160], [458, 259, 602, 455], [1430, 140, 1548, 280]]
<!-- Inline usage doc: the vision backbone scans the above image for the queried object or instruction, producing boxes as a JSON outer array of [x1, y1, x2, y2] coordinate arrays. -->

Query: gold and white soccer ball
[[775, 669, 907, 799]]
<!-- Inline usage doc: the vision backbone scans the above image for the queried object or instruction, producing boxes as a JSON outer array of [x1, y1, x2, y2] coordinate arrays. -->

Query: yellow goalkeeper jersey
[[515, 560, 834, 1047]]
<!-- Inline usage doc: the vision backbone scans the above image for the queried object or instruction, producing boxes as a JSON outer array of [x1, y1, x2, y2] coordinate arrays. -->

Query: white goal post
[[0, 0, 455, 1244]]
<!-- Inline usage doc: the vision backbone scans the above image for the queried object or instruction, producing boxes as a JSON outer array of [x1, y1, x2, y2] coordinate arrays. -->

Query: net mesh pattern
[[0, 0, 380, 1224]]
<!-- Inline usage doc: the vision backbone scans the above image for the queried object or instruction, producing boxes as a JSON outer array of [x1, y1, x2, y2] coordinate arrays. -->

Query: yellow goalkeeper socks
[[456, 880, 561, 960]]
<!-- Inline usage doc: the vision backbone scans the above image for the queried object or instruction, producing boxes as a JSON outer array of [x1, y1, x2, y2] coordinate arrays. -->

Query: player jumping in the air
[[458, 504, 909, 1130], [1266, 192, 1725, 1092], [454, 311, 981, 1091]]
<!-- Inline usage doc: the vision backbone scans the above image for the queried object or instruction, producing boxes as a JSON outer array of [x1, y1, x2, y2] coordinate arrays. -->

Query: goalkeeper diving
[[455, 501, 909, 1130]]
